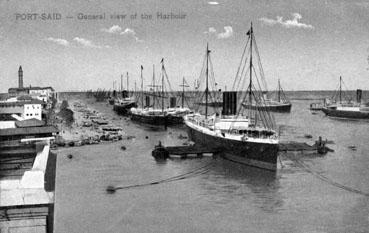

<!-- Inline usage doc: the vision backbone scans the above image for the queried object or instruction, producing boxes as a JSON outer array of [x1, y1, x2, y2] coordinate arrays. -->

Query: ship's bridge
[[214, 117, 249, 130]]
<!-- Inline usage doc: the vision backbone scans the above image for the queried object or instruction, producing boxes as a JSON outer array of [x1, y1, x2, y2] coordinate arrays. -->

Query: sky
[[0, 0, 369, 92]]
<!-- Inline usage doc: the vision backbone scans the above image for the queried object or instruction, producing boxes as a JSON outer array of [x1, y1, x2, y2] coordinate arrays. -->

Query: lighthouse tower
[[18, 66, 23, 88]]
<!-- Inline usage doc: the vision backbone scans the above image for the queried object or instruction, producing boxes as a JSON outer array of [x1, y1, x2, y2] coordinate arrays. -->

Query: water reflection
[[184, 157, 284, 213], [132, 122, 168, 132]]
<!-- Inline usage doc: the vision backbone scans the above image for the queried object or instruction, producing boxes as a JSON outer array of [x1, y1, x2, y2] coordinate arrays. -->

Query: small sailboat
[[113, 72, 138, 115], [184, 24, 279, 171], [130, 59, 192, 125]]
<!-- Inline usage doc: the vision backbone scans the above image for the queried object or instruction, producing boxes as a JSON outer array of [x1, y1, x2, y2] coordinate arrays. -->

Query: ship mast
[[141, 66, 144, 108], [249, 22, 253, 119], [339, 76, 342, 104], [153, 65, 156, 108], [121, 74, 123, 92], [182, 77, 185, 108], [205, 43, 209, 119], [161, 59, 164, 113], [126, 72, 129, 93], [180, 77, 189, 108], [278, 79, 281, 103]]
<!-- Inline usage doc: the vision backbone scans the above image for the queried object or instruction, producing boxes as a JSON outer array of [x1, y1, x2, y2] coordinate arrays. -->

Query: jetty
[[279, 142, 320, 154], [152, 142, 221, 159], [153, 137, 333, 160], [279, 137, 333, 154]]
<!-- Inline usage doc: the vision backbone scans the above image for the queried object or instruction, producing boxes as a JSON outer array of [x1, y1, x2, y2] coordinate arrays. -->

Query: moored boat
[[113, 97, 137, 115], [242, 80, 292, 112], [113, 73, 138, 115], [108, 97, 115, 105], [322, 77, 368, 119], [185, 113, 279, 170], [322, 101, 369, 119], [130, 60, 191, 125], [309, 102, 324, 111], [131, 107, 190, 125], [184, 24, 279, 171], [243, 100, 292, 112]]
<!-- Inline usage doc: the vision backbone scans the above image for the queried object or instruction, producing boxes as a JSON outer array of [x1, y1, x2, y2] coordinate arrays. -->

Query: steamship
[[113, 96, 137, 115], [112, 73, 138, 114], [130, 60, 191, 125], [184, 24, 279, 171], [322, 78, 369, 119], [113, 91, 137, 116]]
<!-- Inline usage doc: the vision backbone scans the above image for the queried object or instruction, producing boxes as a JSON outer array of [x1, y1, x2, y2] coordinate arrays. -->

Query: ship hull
[[108, 99, 115, 105], [185, 124, 279, 171], [113, 102, 137, 115], [322, 108, 369, 119], [243, 102, 292, 113], [131, 113, 184, 125], [196, 102, 223, 107]]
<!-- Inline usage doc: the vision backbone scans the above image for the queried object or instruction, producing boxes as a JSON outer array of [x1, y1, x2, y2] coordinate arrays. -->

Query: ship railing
[[226, 128, 277, 140], [188, 117, 214, 129]]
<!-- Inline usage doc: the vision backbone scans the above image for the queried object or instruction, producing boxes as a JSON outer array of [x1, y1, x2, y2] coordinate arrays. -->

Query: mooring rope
[[285, 154, 369, 197], [106, 162, 214, 193]]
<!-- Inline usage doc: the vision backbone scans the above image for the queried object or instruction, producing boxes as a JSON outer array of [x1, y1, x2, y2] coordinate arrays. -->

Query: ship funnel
[[122, 90, 128, 98], [357, 89, 362, 103], [145, 96, 150, 107], [222, 91, 237, 115], [170, 97, 176, 108]]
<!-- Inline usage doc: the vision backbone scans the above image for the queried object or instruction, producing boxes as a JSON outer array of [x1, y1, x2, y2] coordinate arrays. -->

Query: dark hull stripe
[[243, 103, 292, 112], [131, 113, 184, 125], [196, 102, 223, 107], [113, 103, 137, 115], [186, 124, 279, 171], [322, 108, 369, 119]]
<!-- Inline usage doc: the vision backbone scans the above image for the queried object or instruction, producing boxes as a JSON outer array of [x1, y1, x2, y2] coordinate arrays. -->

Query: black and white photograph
[[1, 0, 369, 232]]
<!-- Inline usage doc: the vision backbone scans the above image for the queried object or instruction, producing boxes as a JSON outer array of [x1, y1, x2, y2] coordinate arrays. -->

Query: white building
[[29, 86, 55, 99], [0, 96, 44, 121], [23, 102, 42, 120]]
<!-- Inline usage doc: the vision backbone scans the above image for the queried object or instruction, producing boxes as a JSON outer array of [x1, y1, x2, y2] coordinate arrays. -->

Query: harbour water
[[54, 93, 369, 233]]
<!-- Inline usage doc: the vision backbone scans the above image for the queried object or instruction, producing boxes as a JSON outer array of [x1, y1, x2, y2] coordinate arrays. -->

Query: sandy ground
[[56, 99, 125, 143]]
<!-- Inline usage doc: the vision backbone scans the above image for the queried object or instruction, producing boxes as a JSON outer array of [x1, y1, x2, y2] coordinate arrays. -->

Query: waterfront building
[[0, 96, 44, 121], [0, 123, 58, 232]]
